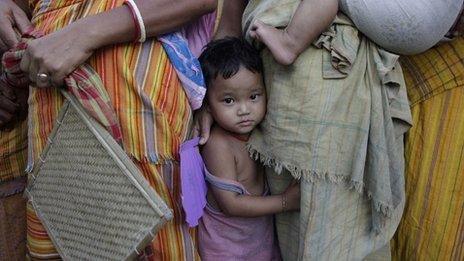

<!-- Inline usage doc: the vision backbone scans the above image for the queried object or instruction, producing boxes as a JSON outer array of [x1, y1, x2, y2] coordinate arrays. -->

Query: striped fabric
[[0, 122, 28, 260], [391, 37, 464, 260], [2, 31, 123, 143], [0, 121, 28, 183], [26, 0, 214, 259], [27, 0, 193, 170]]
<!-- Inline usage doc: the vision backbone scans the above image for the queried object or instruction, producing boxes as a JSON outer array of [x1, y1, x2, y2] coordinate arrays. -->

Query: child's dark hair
[[199, 37, 263, 88]]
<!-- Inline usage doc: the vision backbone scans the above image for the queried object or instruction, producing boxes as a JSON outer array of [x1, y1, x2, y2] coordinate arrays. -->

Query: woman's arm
[[20, 0, 217, 87], [214, 0, 247, 39], [86, 0, 218, 49]]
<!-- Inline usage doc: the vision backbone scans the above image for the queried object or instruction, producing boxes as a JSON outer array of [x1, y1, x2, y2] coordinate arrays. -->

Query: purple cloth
[[198, 168, 281, 261], [180, 137, 207, 227], [182, 11, 216, 57]]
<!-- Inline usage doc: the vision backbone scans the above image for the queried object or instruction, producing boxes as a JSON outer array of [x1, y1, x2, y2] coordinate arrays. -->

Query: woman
[[0, 1, 31, 259], [3, 0, 217, 259], [391, 15, 464, 260]]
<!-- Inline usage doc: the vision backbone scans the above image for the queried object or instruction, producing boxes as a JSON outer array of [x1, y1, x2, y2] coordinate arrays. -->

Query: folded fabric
[[159, 33, 206, 110], [339, 0, 463, 55], [180, 137, 207, 227]]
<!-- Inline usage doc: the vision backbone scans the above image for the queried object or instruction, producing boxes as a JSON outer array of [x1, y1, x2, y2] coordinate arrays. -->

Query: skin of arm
[[213, 0, 247, 39], [19, 0, 217, 87], [202, 132, 299, 218]]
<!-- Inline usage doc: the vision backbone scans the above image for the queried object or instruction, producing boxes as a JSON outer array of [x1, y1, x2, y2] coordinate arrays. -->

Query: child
[[197, 37, 300, 260]]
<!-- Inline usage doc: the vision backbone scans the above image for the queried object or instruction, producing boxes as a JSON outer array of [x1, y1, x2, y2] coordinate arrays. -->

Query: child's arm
[[202, 135, 300, 218], [250, 0, 338, 65]]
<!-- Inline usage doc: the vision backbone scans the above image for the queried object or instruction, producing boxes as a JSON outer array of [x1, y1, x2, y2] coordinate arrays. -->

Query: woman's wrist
[[72, 6, 135, 51]]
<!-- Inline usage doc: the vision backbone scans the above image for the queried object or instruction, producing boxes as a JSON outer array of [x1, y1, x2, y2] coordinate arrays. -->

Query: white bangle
[[125, 0, 146, 43]]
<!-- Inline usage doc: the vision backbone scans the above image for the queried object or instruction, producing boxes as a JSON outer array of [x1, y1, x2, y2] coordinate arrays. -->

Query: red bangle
[[124, 1, 141, 43]]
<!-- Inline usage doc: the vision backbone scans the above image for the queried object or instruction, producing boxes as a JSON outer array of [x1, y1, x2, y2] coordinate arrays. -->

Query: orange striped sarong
[[0, 121, 28, 260], [26, 0, 208, 259], [391, 37, 464, 260], [0, 121, 28, 184]]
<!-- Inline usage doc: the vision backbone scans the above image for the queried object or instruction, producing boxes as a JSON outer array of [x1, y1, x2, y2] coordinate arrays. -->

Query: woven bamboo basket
[[25, 92, 173, 260]]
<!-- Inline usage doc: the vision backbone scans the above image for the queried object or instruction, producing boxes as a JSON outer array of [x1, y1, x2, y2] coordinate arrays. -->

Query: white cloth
[[339, 0, 463, 55]]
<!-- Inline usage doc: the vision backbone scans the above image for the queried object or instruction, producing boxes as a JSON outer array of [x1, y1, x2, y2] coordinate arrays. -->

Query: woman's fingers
[[0, 0, 31, 50], [0, 15, 19, 49], [19, 30, 93, 88], [12, 7, 32, 34]]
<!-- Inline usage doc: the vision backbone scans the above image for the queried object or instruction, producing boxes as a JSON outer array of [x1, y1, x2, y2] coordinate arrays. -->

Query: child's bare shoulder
[[201, 126, 237, 178]]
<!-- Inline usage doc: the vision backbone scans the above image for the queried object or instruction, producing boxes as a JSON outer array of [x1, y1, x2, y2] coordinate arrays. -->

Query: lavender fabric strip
[[159, 33, 206, 110], [180, 137, 207, 227]]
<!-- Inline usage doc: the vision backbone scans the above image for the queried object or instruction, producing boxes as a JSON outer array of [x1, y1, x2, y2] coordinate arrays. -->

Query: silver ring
[[36, 73, 49, 82]]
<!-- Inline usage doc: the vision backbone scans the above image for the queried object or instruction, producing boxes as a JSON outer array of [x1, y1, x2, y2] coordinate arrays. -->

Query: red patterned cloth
[[1, 29, 122, 142]]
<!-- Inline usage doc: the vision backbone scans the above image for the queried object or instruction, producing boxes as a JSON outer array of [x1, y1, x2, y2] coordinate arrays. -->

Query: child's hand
[[192, 106, 213, 145], [283, 180, 300, 211]]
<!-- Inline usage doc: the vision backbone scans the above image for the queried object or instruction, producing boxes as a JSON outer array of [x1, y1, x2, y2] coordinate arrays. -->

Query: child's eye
[[250, 94, 259, 100], [223, 98, 234, 104]]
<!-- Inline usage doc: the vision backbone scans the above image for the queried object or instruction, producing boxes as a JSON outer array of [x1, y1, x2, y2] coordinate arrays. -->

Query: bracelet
[[125, 3, 140, 42], [281, 193, 287, 212], [124, 0, 146, 43]]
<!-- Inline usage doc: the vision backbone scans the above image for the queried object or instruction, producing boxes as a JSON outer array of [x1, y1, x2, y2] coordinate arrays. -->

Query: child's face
[[207, 67, 266, 135]]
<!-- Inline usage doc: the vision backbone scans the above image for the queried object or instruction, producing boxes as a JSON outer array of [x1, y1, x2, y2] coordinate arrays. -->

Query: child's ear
[[205, 103, 211, 113]]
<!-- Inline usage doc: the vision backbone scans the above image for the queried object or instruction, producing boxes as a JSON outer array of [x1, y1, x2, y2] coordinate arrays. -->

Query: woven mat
[[26, 92, 172, 260]]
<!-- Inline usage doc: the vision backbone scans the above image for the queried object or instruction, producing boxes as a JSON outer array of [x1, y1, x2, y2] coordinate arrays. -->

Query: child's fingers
[[192, 123, 200, 138]]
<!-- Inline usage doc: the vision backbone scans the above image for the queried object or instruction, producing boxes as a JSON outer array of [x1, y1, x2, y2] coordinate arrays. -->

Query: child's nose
[[237, 103, 250, 115]]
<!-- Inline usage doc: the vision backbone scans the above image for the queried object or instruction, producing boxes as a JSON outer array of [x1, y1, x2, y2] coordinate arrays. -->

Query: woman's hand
[[0, 0, 31, 54], [283, 180, 300, 211], [192, 106, 214, 145], [20, 23, 95, 88]]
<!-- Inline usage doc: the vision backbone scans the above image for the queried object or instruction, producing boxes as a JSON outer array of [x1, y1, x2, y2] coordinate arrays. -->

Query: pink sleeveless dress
[[198, 168, 281, 261]]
